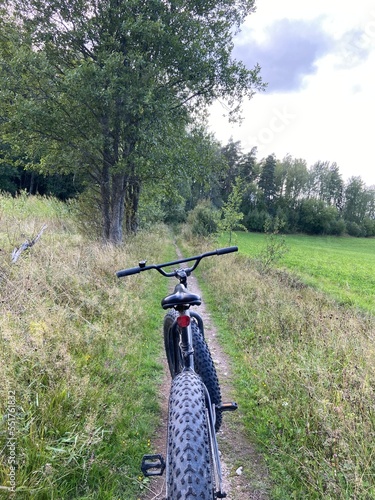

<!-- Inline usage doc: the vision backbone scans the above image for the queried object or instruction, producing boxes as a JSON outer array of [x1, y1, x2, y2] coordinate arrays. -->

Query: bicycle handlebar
[[116, 246, 238, 278]]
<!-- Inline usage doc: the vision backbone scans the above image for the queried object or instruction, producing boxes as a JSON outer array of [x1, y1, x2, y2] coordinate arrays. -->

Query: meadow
[[182, 231, 375, 499], [224, 231, 375, 314], [0, 193, 175, 499]]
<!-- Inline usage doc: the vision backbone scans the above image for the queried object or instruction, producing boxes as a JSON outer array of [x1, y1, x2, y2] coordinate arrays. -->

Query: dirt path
[[142, 252, 271, 500]]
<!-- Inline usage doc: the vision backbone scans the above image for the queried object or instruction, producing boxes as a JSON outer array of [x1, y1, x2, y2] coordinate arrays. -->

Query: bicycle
[[117, 246, 239, 499]]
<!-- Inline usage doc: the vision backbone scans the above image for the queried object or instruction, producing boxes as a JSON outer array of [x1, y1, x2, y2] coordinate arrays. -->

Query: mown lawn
[[227, 232, 375, 314]]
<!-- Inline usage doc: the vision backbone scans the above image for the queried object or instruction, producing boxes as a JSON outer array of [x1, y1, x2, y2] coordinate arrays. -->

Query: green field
[[228, 232, 375, 314]]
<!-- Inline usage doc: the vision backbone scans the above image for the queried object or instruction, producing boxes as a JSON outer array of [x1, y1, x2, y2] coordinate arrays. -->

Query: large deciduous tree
[[0, 0, 263, 243]]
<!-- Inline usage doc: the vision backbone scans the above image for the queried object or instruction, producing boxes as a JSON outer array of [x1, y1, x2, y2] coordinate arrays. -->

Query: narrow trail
[[142, 248, 271, 500]]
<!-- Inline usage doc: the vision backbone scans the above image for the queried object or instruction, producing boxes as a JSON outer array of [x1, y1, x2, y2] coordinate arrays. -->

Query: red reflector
[[177, 315, 191, 328]]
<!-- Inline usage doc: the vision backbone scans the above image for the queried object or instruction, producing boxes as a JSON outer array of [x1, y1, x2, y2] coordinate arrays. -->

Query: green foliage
[[343, 176, 369, 223], [298, 198, 339, 234], [214, 148, 375, 238], [187, 200, 220, 237], [363, 217, 375, 237], [346, 221, 363, 237], [245, 208, 271, 232], [258, 154, 276, 208]]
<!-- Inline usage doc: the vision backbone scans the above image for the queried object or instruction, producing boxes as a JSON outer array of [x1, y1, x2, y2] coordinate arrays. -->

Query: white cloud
[[208, 0, 375, 186]]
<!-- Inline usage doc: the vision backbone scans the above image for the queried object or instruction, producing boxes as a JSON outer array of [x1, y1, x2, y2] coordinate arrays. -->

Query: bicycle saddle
[[161, 284, 201, 309]]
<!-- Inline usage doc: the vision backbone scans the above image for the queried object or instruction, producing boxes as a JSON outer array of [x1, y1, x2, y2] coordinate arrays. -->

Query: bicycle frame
[[117, 246, 238, 499], [169, 310, 195, 371]]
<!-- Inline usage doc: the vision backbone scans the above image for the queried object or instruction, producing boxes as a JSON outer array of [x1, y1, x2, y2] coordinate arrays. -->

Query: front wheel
[[166, 370, 215, 499]]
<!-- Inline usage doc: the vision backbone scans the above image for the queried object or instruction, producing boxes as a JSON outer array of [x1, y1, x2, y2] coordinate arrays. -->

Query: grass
[[0, 194, 175, 499], [222, 231, 375, 314], [179, 235, 375, 499], [3, 201, 375, 499]]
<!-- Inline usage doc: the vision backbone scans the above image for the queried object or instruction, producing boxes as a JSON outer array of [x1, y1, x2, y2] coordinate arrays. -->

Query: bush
[[328, 218, 346, 236], [346, 221, 363, 237], [187, 200, 220, 237], [245, 209, 270, 232], [363, 217, 375, 237], [298, 199, 338, 235]]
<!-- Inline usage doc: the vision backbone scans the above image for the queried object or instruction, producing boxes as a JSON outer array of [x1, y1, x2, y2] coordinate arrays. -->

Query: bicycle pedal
[[217, 402, 238, 412], [141, 454, 166, 477]]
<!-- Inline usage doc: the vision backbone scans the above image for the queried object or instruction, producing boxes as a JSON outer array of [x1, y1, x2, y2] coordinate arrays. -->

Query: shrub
[[328, 218, 346, 236], [298, 199, 337, 235], [346, 221, 363, 237], [363, 217, 375, 237], [245, 209, 270, 232], [187, 200, 220, 237]]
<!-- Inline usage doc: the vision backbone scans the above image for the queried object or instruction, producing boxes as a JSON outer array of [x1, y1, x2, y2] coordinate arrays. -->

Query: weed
[[255, 218, 288, 274]]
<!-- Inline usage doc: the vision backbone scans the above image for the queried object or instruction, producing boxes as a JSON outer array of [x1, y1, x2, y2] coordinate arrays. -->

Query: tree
[[259, 154, 276, 211], [0, 1, 263, 243], [343, 177, 371, 224], [283, 156, 308, 204], [219, 139, 243, 200], [307, 161, 343, 209], [218, 177, 246, 244]]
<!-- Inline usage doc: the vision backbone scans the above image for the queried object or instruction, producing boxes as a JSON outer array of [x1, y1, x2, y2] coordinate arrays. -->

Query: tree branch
[[11, 224, 47, 263]]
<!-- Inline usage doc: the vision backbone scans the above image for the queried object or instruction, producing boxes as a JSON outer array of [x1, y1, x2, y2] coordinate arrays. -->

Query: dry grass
[[0, 194, 174, 498]]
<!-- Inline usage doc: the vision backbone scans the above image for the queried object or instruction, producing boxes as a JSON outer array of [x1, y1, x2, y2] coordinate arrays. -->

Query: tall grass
[[0, 194, 174, 499], [181, 237, 375, 498]]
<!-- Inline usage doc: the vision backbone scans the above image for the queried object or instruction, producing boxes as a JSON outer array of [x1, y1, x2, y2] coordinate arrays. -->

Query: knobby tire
[[166, 370, 215, 500]]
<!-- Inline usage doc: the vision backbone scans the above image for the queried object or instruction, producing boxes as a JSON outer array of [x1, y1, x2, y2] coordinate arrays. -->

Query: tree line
[[2, 132, 375, 237], [182, 140, 375, 238]]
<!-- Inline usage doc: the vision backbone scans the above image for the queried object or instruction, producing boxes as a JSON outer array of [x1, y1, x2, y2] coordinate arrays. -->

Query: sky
[[208, 0, 375, 187]]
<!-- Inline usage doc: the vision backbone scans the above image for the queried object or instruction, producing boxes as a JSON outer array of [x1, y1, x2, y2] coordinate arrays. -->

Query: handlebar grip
[[116, 266, 141, 278], [216, 246, 238, 255]]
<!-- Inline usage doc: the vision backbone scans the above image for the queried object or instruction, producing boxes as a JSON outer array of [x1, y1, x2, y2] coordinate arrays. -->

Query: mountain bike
[[116, 246, 239, 499]]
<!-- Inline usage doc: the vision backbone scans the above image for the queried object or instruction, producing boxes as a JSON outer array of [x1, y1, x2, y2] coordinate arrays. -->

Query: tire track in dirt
[[141, 249, 271, 500]]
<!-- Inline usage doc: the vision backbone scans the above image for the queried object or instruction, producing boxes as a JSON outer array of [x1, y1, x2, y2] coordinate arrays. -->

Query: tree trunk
[[108, 173, 126, 244], [99, 166, 141, 244], [125, 177, 140, 234], [99, 110, 140, 243], [101, 165, 111, 242]]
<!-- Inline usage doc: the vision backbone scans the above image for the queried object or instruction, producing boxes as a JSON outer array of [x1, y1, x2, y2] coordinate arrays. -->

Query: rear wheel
[[166, 370, 215, 500], [163, 310, 222, 431]]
